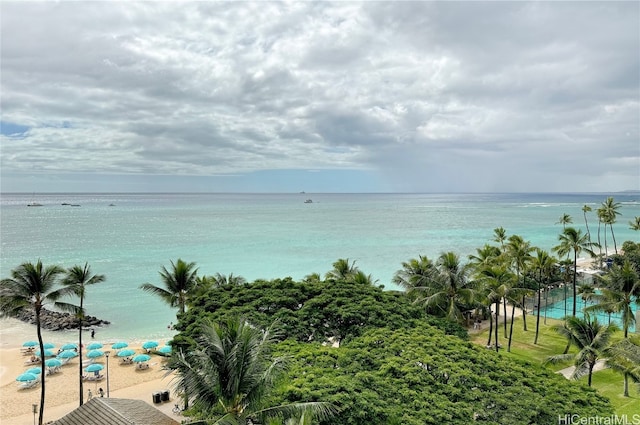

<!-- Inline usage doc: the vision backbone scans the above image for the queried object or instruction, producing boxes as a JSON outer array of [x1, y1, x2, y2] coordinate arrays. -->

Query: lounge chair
[[17, 380, 38, 390], [136, 362, 150, 370], [46, 366, 61, 375], [24, 357, 40, 365], [120, 357, 133, 365]]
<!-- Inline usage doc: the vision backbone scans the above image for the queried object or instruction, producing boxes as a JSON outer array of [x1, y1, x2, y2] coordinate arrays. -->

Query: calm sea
[[1, 192, 638, 341]]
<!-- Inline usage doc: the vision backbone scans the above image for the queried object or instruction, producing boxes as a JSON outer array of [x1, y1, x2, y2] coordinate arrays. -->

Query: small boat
[[70, 204, 81, 207], [27, 202, 43, 207], [304, 199, 313, 204]]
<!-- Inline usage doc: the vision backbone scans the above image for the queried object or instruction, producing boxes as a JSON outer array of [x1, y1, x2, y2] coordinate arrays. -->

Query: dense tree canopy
[[271, 325, 613, 425], [176, 277, 468, 350]]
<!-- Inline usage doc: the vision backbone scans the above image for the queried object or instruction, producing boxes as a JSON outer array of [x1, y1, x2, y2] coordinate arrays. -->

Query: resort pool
[[539, 290, 637, 333]]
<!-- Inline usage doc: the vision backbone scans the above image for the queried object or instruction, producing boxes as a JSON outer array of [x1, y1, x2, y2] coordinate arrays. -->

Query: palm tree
[[493, 227, 507, 251], [589, 260, 639, 339], [553, 227, 598, 317], [476, 265, 513, 352], [505, 235, 533, 350], [582, 205, 592, 241], [172, 317, 336, 424], [629, 216, 640, 231], [0, 261, 75, 425], [601, 197, 622, 254], [604, 339, 640, 397], [407, 252, 477, 325], [530, 249, 555, 344], [325, 258, 359, 282], [393, 255, 435, 291], [545, 314, 618, 387], [556, 213, 573, 230], [140, 259, 199, 315], [62, 263, 106, 406]]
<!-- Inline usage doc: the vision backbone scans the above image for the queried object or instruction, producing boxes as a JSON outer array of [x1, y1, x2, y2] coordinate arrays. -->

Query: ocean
[[1, 192, 638, 342]]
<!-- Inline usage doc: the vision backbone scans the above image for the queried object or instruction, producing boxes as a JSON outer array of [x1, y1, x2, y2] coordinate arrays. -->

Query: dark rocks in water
[[15, 308, 110, 331]]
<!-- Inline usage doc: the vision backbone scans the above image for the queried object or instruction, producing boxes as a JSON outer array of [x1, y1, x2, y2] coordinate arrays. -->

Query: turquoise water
[[1, 192, 638, 340], [540, 290, 637, 333]]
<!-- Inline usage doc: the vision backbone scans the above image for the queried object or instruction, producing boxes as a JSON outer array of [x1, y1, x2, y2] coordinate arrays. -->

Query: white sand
[[0, 318, 182, 424]]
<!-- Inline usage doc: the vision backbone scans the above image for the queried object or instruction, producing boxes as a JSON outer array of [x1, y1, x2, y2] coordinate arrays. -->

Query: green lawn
[[469, 315, 640, 416]]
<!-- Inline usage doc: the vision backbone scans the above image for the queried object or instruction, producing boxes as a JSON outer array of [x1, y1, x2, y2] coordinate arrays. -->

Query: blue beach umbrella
[[22, 341, 38, 348], [35, 349, 55, 358], [142, 341, 159, 350], [111, 341, 128, 350], [116, 349, 136, 357], [87, 342, 103, 350], [57, 350, 78, 359], [132, 354, 151, 363], [85, 363, 104, 373], [16, 372, 38, 382], [60, 343, 78, 351], [26, 367, 42, 375], [45, 358, 62, 368], [43, 342, 56, 349], [86, 349, 104, 359], [158, 346, 172, 354]]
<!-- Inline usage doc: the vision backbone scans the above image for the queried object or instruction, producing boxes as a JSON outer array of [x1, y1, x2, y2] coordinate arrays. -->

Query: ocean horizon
[[1, 192, 639, 342]]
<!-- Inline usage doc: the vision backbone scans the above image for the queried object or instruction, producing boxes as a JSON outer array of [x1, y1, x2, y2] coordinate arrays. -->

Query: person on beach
[[91, 329, 95, 338], [87, 389, 93, 400], [98, 387, 104, 397]]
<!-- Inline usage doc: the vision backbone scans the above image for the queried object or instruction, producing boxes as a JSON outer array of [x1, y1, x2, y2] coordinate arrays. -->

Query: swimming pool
[[537, 289, 637, 333]]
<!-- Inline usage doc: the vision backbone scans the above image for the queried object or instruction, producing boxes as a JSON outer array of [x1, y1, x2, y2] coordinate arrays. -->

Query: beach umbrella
[[87, 342, 103, 350], [57, 350, 78, 359], [35, 349, 55, 358], [132, 354, 151, 363], [45, 358, 62, 368], [142, 341, 159, 350], [116, 349, 136, 357], [111, 341, 128, 350], [158, 346, 172, 354], [86, 349, 104, 359], [26, 367, 42, 375], [85, 363, 104, 373], [43, 342, 56, 349], [16, 372, 38, 382], [22, 341, 38, 348], [60, 343, 78, 351]]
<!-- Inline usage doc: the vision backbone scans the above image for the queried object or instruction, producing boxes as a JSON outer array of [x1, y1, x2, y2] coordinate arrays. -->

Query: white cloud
[[0, 1, 638, 192]]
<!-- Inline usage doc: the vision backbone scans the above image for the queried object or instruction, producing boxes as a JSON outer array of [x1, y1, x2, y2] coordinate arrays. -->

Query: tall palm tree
[[629, 216, 640, 231], [0, 261, 75, 425], [530, 249, 555, 344], [172, 317, 336, 424], [553, 227, 598, 317], [604, 339, 640, 397], [601, 197, 622, 254], [62, 263, 106, 406], [582, 205, 592, 241], [407, 252, 477, 325], [325, 258, 359, 282], [588, 261, 639, 339], [492, 227, 507, 251], [476, 265, 513, 352], [556, 213, 573, 230], [140, 259, 199, 315], [505, 235, 533, 350], [545, 314, 618, 387]]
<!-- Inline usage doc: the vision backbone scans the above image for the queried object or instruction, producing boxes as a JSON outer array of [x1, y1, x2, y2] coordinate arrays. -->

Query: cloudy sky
[[1, 1, 638, 193]]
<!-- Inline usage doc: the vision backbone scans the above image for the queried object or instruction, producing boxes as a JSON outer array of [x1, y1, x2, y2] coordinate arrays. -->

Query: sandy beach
[[0, 318, 182, 424]]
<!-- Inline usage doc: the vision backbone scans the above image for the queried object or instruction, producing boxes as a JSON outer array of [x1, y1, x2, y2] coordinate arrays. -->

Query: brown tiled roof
[[53, 398, 179, 425]]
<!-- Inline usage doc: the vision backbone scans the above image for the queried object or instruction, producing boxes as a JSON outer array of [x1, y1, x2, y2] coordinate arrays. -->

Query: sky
[[1, 1, 639, 193]]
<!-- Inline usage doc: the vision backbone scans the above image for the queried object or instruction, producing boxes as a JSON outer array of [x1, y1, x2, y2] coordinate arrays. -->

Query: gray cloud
[[1, 1, 638, 192]]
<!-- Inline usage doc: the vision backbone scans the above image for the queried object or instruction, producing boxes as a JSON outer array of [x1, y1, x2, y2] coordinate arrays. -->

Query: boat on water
[[304, 199, 313, 204], [27, 202, 43, 207]]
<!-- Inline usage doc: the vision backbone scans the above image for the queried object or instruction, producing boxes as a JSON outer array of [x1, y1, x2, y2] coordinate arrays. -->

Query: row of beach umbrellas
[[22, 340, 172, 357]]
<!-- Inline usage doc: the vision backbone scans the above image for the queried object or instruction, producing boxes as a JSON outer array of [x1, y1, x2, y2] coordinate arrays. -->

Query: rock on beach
[[14, 308, 110, 331]]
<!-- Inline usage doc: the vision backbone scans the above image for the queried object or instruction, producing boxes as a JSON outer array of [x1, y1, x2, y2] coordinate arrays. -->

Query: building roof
[[53, 398, 179, 425]]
